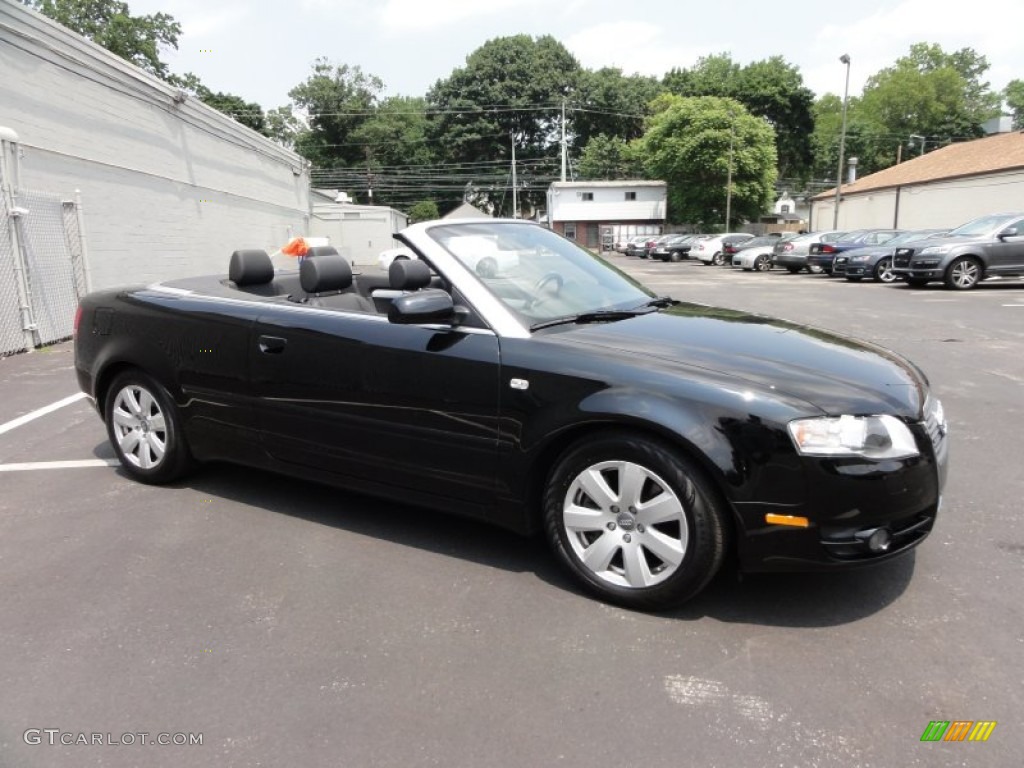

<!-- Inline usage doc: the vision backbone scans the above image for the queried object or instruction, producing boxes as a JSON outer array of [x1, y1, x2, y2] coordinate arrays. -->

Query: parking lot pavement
[[1, 265, 1021, 768]]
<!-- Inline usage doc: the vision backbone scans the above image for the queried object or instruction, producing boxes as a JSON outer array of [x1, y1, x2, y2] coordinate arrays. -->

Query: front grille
[[894, 247, 914, 268]]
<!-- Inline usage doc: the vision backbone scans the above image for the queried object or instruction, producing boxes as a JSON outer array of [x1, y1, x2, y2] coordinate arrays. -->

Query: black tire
[[944, 256, 982, 290], [873, 257, 897, 283], [669, 251, 681, 263], [905, 277, 930, 288], [786, 266, 801, 274], [711, 252, 724, 266], [543, 431, 727, 610], [807, 264, 823, 274], [104, 369, 194, 484], [754, 255, 771, 272]]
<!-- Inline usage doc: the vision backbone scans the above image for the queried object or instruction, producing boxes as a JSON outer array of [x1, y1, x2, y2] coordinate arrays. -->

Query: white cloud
[[566, 21, 707, 79], [378, 0, 548, 31]]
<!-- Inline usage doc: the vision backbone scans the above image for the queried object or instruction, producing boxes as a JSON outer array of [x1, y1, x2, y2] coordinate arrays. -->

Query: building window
[[564, 223, 576, 240], [781, 204, 790, 213], [624, 191, 637, 201], [581, 192, 594, 201]]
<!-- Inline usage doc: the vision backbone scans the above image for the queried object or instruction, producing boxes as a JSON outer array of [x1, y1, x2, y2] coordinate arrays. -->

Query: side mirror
[[388, 289, 457, 325], [998, 227, 1019, 239]]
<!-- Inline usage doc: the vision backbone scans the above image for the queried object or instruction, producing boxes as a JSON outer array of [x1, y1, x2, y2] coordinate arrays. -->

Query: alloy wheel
[[111, 384, 167, 469]]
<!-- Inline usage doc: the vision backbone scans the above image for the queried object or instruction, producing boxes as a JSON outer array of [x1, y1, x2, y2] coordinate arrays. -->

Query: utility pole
[[724, 116, 735, 231], [511, 132, 518, 219], [833, 54, 851, 230], [561, 99, 567, 183]]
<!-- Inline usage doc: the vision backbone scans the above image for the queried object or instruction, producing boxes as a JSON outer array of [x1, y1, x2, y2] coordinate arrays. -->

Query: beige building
[[810, 132, 1024, 231]]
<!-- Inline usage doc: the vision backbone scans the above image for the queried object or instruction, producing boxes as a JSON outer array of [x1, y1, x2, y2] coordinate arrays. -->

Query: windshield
[[888, 230, 944, 246], [947, 213, 1021, 237], [427, 222, 654, 325]]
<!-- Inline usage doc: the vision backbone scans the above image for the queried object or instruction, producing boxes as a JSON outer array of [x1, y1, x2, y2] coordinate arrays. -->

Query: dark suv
[[892, 212, 1024, 289]]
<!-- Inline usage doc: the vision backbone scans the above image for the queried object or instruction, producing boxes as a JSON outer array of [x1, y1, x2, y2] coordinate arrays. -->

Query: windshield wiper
[[530, 304, 662, 331], [640, 295, 676, 309]]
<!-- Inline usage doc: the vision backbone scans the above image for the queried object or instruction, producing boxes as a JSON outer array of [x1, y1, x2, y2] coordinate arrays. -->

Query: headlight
[[919, 245, 952, 255], [788, 415, 919, 459], [850, 255, 869, 263]]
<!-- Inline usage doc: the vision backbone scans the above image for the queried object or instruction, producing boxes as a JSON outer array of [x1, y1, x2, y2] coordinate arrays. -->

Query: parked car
[[773, 231, 846, 274], [693, 233, 755, 265], [378, 246, 416, 271], [730, 236, 780, 271], [651, 234, 700, 262], [627, 235, 661, 259], [838, 229, 949, 283], [892, 212, 1024, 289], [644, 234, 676, 259], [74, 219, 948, 610], [617, 235, 645, 254], [808, 230, 902, 274]]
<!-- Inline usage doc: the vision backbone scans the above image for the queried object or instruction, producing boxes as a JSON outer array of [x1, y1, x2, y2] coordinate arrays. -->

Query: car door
[[249, 302, 502, 503], [985, 217, 1024, 273]]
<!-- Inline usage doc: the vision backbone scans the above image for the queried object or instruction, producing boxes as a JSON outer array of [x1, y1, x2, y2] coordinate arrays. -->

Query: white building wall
[[811, 170, 1024, 232], [549, 183, 666, 222], [309, 203, 409, 267], [0, 0, 310, 290]]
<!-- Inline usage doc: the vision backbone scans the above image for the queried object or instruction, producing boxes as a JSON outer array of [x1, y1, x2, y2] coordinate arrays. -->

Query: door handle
[[258, 335, 287, 354]]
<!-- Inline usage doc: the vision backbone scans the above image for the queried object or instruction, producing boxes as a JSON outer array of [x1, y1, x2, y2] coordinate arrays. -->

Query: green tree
[[265, 106, 301, 148], [349, 96, 435, 169], [664, 53, 814, 181], [31, 0, 181, 79], [571, 68, 663, 150], [407, 200, 439, 223], [289, 58, 384, 168], [578, 134, 643, 179], [634, 95, 777, 229], [427, 35, 581, 216], [1005, 80, 1024, 129]]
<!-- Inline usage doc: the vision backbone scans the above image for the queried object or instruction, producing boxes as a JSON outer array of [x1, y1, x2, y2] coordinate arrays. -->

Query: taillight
[[73, 305, 82, 338], [822, 244, 836, 253], [783, 243, 793, 252]]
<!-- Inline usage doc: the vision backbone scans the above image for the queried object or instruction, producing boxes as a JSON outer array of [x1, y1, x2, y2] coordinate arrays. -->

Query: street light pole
[[724, 117, 735, 231], [833, 54, 851, 230]]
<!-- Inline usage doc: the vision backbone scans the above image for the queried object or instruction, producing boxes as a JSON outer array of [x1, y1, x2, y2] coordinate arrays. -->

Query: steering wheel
[[526, 272, 564, 311]]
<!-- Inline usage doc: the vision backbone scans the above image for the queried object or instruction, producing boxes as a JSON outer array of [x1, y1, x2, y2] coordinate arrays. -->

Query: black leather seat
[[299, 252, 375, 312], [389, 259, 432, 291], [228, 249, 284, 296]]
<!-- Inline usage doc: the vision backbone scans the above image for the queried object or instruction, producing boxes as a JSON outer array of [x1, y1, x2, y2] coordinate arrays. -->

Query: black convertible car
[[74, 220, 948, 610]]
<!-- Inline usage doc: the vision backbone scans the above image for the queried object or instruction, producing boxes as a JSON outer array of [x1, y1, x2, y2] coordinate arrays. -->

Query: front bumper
[[735, 412, 949, 572]]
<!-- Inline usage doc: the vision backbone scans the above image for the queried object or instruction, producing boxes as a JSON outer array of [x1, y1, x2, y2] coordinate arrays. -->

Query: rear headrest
[[229, 249, 273, 286], [389, 259, 431, 291], [300, 254, 353, 294], [306, 245, 340, 259]]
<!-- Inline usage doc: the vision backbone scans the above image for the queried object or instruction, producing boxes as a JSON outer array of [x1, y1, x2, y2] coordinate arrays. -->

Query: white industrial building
[[810, 131, 1024, 231], [546, 180, 667, 249]]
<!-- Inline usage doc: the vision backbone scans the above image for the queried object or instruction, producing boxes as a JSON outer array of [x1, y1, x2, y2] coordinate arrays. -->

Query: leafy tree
[[1005, 80, 1024, 129], [634, 95, 777, 229], [571, 68, 663, 150], [578, 134, 643, 180], [265, 106, 301, 148], [407, 200, 439, 223], [427, 35, 581, 216], [349, 96, 435, 169], [31, 0, 181, 80], [289, 58, 384, 168], [664, 53, 814, 181]]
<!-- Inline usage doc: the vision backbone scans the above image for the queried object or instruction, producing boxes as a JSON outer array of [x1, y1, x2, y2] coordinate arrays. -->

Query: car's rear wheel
[[105, 370, 193, 484], [874, 257, 896, 283], [711, 252, 724, 266], [669, 251, 681, 262], [544, 432, 727, 610], [945, 256, 982, 290], [807, 264, 823, 274], [754, 255, 771, 272]]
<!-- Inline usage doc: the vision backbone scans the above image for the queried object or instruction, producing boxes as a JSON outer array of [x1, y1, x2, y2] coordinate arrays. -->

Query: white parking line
[[0, 392, 88, 436], [0, 459, 119, 472]]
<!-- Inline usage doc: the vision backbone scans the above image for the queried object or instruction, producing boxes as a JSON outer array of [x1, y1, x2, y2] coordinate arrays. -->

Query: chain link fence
[[0, 189, 86, 356], [0, 193, 28, 356]]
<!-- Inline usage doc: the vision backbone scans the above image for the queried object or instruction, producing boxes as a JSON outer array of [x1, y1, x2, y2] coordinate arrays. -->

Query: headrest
[[306, 245, 340, 259], [229, 249, 273, 286], [300, 253, 353, 294], [389, 259, 431, 291]]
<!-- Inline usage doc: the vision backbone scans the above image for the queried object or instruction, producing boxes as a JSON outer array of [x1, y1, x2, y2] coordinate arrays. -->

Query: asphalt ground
[[0, 257, 1021, 768]]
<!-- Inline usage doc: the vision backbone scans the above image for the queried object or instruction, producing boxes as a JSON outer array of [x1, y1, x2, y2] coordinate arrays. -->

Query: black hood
[[548, 303, 927, 418]]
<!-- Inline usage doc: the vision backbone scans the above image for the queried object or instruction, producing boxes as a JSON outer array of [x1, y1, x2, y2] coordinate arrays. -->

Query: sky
[[124, 0, 1024, 111]]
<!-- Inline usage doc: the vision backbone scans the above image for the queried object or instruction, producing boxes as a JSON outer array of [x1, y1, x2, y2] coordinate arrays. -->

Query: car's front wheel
[[105, 370, 194, 484], [945, 256, 982, 290], [874, 257, 897, 283], [544, 432, 727, 610], [754, 255, 771, 272]]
